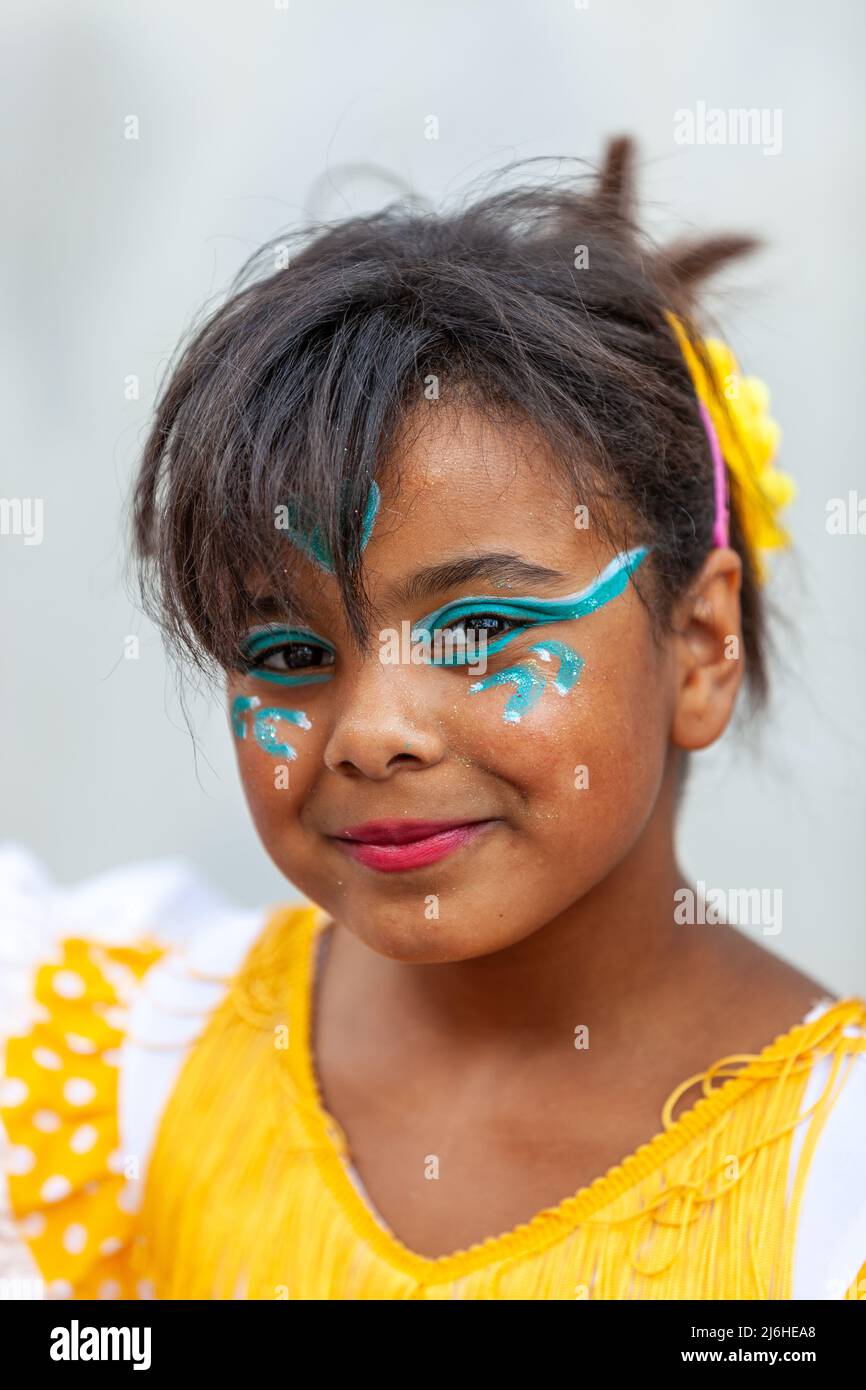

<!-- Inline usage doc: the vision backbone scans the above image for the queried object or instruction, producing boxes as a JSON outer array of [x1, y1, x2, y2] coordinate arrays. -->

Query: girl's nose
[[321, 658, 446, 780]]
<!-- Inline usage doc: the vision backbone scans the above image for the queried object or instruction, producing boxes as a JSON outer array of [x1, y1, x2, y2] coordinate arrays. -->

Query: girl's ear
[[670, 548, 745, 751]]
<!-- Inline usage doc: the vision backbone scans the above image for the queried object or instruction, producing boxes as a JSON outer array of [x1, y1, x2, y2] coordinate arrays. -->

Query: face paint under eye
[[230, 695, 312, 760], [238, 626, 336, 687], [531, 639, 583, 694], [469, 640, 585, 723], [277, 480, 381, 574], [456, 546, 647, 723]]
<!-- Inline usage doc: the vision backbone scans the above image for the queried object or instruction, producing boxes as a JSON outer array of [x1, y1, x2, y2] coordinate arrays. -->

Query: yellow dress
[[2, 877, 866, 1301]]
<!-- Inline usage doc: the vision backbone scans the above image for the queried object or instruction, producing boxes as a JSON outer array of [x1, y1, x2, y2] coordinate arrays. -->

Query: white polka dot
[[47, 1278, 73, 1298], [33, 1109, 62, 1133], [107, 1148, 125, 1174], [0, 1077, 29, 1107], [69, 1124, 98, 1154], [62, 1223, 88, 1255], [31, 1003, 52, 1025], [65, 1033, 97, 1055], [6, 1144, 36, 1175], [100, 1235, 123, 1256], [20, 1211, 46, 1238], [116, 1185, 139, 1213], [52, 969, 86, 999], [33, 1047, 63, 1071], [41, 1174, 72, 1203], [98, 1279, 121, 1299], [102, 1049, 122, 1067], [63, 1078, 96, 1106], [103, 1007, 127, 1030], [137, 1279, 156, 1299]]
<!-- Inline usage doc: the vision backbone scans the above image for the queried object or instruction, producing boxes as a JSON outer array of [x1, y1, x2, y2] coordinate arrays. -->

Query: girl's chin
[[338, 914, 530, 967]]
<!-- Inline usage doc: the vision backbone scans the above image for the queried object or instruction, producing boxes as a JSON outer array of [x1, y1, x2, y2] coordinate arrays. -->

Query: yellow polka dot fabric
[[1, 934, 167, 1299]]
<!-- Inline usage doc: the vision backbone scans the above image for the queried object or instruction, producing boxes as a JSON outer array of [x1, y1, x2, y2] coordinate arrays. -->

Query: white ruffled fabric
[[0, 842, 267, 1299]]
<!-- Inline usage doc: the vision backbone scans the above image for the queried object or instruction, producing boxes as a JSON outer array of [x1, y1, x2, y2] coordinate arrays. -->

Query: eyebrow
[[240, 596, 314, 629], [387, 553, 571, 609], [243, 552, 572, 636]]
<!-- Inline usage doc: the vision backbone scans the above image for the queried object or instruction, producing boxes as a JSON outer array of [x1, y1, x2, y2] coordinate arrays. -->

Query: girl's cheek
[[457, 633, 668, 810], [452, 639, 602, 773], [228, 688, 319, 810], [459, 690, 578, 786]]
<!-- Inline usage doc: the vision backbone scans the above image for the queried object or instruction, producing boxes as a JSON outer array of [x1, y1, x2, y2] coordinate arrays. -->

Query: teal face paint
[[231, 694, 261, 738], [279, 480, 381, 573], [469, 640, 585, 723], [252, 706, 312, 760], [230, 694, 312, 760], [358, 481, 381, 549], [412, 546, 649, 663], [413, 546, 649, 723], [529, 639, 584, 695], [238, 626, 336, 687]]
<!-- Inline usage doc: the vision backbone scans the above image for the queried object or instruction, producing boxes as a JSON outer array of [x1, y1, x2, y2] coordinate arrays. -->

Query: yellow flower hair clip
[[666, 312, 796, 582]]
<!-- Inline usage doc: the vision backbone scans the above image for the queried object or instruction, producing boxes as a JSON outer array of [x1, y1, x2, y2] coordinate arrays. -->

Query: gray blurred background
[[1, 0, 864, 990]]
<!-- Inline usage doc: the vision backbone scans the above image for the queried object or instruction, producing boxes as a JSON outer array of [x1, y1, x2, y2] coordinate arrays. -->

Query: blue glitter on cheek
[[230, 695, 312, 760], [468, 640, 585, 724], [469, 659, 547, 723], [231, 695, 260, 738], [530, 639, 584, 695]]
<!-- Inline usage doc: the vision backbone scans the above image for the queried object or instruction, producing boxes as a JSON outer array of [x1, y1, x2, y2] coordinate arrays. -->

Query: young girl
[[2, 138, 864, 1302]]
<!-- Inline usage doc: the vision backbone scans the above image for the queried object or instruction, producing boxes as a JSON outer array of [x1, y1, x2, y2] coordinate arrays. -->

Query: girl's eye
[[251, 641, 335, 673], [237, 627, 336, 677], [437, 613, 523, 642]]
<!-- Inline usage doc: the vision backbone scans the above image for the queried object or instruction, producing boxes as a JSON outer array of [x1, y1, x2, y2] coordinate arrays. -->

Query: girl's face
[[227, 408, 704, 963]]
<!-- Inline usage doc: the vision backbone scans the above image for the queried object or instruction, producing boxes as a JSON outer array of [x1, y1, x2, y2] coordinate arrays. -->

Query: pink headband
[[698, 401, 730, 548]]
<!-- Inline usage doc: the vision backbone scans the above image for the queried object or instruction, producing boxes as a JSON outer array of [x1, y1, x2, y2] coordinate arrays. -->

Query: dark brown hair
[[132, 136, 772, 704]]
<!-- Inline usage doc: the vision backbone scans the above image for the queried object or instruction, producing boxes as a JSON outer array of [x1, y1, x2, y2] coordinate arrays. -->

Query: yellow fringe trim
[[131, 905, 866, 1300]]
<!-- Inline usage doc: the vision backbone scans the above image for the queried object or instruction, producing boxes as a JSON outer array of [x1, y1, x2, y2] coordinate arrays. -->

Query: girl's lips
[[332, 819, 498, 873]]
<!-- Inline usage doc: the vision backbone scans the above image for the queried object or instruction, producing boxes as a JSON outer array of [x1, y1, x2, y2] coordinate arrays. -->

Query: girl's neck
[[321, 800, 704, 1056]]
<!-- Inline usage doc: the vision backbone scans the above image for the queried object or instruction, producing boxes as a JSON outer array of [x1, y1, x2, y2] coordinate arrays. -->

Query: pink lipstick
[[331, 818, 497, 873]]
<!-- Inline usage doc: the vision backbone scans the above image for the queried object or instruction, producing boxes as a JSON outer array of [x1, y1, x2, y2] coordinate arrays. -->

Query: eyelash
[[426, 611, 533, 665], [437, 613, 524, 640], [239, 630, 336, 685], [237, 612, 534, 684]]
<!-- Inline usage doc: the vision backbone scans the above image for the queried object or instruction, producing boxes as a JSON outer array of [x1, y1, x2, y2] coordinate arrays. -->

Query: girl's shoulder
[[0, 841, 306, 1299]]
